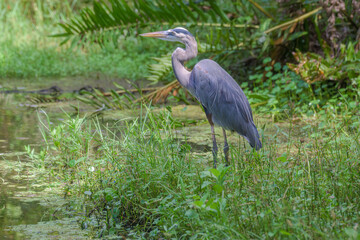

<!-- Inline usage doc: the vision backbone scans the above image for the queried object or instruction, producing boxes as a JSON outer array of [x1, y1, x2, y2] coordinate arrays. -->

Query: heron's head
[[140, 27, 194, 45]]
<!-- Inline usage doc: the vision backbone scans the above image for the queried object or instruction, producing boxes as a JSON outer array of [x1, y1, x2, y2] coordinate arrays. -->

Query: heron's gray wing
[[190, 59, 254, 125], [190, 59, 261, 150]]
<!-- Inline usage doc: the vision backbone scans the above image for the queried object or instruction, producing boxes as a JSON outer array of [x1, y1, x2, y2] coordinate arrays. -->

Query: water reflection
[[0, 95, 48, 239]]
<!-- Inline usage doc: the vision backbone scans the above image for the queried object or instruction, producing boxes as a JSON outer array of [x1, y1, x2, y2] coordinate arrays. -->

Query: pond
[[0, 94, 51, 239], [0, 79, 100, 239]]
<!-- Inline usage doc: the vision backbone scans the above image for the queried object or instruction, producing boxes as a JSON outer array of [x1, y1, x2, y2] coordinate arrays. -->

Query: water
[[0, 95, 50, 239], [0, 93, 92, 239], [0, 77, 137, 239], [0, 75, 126, 239]]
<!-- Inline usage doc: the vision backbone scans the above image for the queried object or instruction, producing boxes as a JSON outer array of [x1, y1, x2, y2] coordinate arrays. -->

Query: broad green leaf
[[193, 200, 204, 208], [209, 201, 219, 211], [209, 168, 220, 178], [213, 184, 223, 194], [277, 156, 287, 162], [288, 31, 308, 41], [205, 197, 214, 207]]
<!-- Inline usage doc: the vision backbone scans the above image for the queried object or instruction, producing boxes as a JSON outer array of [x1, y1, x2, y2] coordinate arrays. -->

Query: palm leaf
[[54, 0, 259, 50], [146, 54, 173, 84]]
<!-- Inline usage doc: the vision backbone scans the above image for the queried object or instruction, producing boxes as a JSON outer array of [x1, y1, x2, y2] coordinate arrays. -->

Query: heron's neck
[[171, 40, 197, 92]]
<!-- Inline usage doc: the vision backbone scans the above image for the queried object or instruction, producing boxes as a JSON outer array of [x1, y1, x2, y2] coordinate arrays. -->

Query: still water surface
[[0, 95, 50, 239], [0, 77, 133, 239]]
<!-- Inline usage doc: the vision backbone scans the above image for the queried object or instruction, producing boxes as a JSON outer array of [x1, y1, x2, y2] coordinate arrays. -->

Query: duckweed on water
[[10, 218, 91, 240]]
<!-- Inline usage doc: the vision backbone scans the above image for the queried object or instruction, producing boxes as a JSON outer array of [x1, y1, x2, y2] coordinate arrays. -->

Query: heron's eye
[[168, 31, 175, 36]]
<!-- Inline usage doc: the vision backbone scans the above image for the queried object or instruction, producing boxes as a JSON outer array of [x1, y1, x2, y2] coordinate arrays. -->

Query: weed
[[28, 104, 360, 239]]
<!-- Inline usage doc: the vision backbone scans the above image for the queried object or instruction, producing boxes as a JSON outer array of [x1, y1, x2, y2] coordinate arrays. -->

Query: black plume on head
[[173, 27, 194, 38]]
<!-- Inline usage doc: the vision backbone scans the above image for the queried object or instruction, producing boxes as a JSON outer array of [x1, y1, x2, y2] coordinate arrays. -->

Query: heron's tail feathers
[[251, 136, 262, 150], [242, 123, 262, 150]]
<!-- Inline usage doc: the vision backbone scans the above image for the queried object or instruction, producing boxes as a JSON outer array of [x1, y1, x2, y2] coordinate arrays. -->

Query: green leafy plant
[[192, 165, 229, 218], [146, 54, 173, 84], [245, 59, 312, 119], [288, 42, 360, 85]]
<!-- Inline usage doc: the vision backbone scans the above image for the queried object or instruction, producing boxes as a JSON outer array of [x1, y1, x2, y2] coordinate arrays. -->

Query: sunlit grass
[[28, 106, 360, 239]]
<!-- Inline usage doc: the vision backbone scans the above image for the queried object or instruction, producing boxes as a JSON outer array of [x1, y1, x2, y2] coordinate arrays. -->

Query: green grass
[[0, 39, 168, 80], [0, 0, 170, 81], [28, 106, 360, 239]]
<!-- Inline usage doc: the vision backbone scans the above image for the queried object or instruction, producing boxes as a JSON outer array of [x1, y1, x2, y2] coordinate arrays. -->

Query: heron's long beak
[[140, 31, 168, 39]]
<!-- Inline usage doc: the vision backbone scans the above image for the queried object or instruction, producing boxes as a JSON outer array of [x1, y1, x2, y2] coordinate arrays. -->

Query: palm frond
[[57, 0, 223, 37], [146, 54, 173, 84], [55, 0, 259, 49]]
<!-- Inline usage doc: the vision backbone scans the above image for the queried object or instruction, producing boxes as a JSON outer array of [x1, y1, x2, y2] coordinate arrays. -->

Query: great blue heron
[[141, 27, 262, 168]]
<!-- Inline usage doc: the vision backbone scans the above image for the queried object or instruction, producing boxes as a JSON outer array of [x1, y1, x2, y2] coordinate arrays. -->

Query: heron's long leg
[[222, 128, 229, 166], [203, 111, 217, 168], [204, 108, 218, 168], [210, 123, 218, 168]]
